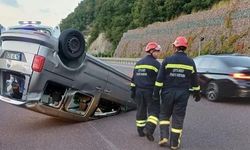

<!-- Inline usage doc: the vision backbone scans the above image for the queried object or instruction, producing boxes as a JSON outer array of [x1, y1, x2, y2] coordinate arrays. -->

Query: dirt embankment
[[114, 0, 250, 58]]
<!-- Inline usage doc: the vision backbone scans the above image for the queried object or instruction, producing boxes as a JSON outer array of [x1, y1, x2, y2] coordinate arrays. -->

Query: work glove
[[130, 88, 136, 99], [193, 91, 201, 102]]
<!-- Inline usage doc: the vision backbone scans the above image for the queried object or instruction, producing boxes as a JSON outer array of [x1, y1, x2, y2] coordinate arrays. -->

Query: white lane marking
[[88, 123, 120, 150]]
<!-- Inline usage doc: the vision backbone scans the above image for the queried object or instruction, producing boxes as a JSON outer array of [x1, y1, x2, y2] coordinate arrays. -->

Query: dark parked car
[[0, 21, 135, 121], [194, 54, 250, 101]]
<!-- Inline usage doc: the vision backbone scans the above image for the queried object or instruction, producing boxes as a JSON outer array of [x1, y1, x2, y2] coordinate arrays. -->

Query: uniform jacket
[[155, 51, 200, 91], [131, 55, 160, 90]]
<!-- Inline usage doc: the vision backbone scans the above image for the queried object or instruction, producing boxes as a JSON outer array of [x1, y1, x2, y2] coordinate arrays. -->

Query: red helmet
[[145, 42, 161, 52], [173, 36, 188, 48]]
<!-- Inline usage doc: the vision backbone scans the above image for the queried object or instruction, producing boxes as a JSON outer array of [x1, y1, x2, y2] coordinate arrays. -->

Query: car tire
[[59, 29, 85, 60], [206, 81, 220, 102]]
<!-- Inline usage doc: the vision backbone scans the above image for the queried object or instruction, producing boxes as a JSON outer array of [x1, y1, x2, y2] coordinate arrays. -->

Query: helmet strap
[[175, 48, 183, 53], [149, 50, 158, 59], [148, 49, 154, 54], [176, 46, 186, 52]]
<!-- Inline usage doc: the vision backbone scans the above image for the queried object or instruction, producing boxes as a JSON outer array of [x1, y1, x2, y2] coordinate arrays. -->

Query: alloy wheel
[[206, 82, 219, 101]]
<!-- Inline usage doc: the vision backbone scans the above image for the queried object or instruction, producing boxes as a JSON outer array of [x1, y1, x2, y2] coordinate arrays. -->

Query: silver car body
[[0, 23, 135, 121]]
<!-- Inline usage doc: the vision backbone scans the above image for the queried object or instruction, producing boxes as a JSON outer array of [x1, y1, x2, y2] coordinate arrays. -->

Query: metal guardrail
[[98, 54, 250, 65], [99, 57, 139, 65], [99, 57, 163, 65]]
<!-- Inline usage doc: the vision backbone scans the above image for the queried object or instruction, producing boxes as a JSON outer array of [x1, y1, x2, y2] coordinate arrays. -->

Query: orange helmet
[[173, 36, 188, 48], [145, 42, 161, 53]]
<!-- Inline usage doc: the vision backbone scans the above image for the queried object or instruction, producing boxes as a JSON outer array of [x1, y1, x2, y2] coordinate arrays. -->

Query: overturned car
[[0, 21, 135, 121]]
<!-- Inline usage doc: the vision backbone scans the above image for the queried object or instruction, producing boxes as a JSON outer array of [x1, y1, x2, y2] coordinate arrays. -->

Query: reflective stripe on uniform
[[171, 128, 182, 134], [192, 86, 200, 91], [155, 81, 163, 87], [135, 65, 158, 73], [130, 83, 136, 87], [159, 120, 170, 125], [165, 64, 194, 73], [136, 120, 146, 127], [147, 115, 159, 125]]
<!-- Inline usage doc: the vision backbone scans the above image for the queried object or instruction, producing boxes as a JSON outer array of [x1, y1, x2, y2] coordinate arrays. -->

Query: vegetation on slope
[[60, 0, 222, 54]]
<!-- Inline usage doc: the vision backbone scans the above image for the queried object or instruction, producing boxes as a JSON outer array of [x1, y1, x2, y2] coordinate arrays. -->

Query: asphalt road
[[1, 62, 250, 150]]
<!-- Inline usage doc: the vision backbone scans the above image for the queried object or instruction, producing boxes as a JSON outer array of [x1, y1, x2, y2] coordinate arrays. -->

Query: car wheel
[[206, 81, 220, 101], [59, 29, 85, 60]]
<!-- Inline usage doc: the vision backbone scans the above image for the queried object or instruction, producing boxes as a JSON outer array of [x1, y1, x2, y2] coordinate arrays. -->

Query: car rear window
[[223, 56, 250, 67]]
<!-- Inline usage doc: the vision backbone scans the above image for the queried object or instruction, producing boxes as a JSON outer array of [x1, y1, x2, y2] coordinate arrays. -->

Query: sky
[[0, 0, 82, 27]]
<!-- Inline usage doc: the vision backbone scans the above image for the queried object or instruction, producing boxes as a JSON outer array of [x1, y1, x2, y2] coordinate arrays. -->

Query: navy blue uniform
[[154, 51, 200, 148], [131, 55, 160, 137]]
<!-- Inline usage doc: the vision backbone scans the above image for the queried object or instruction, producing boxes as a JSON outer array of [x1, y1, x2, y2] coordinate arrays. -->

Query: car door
[[195, 57, 213, 89], [194, 57, 206, 83], [76, 56, 109, 95], [104, 69, 132, 106], [196, 56, 228, 90]]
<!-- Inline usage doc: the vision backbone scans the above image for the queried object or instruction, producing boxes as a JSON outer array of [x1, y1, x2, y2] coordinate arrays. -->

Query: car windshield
[[223, 56, 250, 68]]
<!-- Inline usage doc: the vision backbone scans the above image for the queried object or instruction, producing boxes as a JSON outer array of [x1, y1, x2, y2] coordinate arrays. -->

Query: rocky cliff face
[[88, 33, 112, 55], [115, 0, 250, 58]]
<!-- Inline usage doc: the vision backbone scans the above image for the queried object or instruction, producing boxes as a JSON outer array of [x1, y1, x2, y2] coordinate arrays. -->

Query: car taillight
[[230, 73, 250, 80], [32, 55, 45, 72]]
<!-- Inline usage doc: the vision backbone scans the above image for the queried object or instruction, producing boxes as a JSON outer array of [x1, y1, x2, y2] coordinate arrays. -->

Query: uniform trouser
[[135, 88, 160, 135], [159, 89, 190, 148]]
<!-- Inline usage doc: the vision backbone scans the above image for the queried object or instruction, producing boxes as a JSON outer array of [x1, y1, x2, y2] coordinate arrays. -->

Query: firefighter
[[130, 41, 161, 141], [153, 36, 201, 149]]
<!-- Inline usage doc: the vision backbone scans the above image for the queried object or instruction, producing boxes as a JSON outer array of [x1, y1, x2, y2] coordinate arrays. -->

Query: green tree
[[183, 0, 221, 13], [131, 0, 158, 27]]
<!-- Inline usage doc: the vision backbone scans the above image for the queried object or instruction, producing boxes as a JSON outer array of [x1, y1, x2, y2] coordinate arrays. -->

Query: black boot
[[159, 122, 170, 147], [158, 138, 168, 147], [143, 116, 158, 141], [137, 127, 145, 137], [143, 127, 154, 141], [170, 129, 182, 150]]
